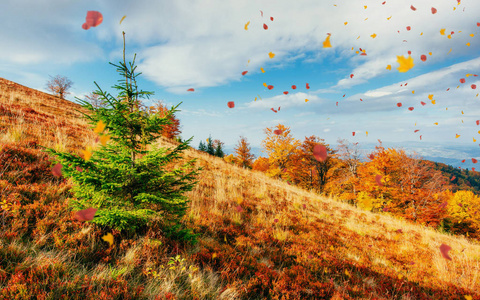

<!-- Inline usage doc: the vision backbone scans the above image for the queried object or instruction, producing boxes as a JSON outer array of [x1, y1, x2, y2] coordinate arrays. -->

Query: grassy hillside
[[1, 77, 480, 299]]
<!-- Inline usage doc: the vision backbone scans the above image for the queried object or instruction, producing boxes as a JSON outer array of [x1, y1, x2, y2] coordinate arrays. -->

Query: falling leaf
[[313, 144, 328, 162], [472, 84, 477, 89], [434, 122, 438, 125], [292, 85, 297, 89], [408, 107, 414, 111], [270, 16, 274, 21], [352, 132, 356, 136], [371, 33, 377, 38], [467, 43, 471, 47], [263, 83, 268, 87], [410, 5, 416, 11], [83, 147, 92, 161], [350, 74, 354, 78], [187, 88, 194, 92], [323, 34, 332, 48], [75, 208, 97, 221], [271, 108, 277, 113], [473, 158, 478, 163], [440, 28, 446, 35], [397, 55, 415, 72], [283, 91, 289, 95], [241, 71, 248, 76], [431, 7, 437, 14], [268, 52, 275, 59], [456, 134, 461, 138], [274, 129, 283, 135], [460, 78, 466, 83], [344, 22, 348, 25], [244, 21, 250, 30], [440, 244, 452, 260], [119, 15, 127, 25], [421, 55, 427, 62], [267, 85, 274, 90], [260, 67, 265, 73], [431, 100, 436, 104], [100, 135, 110, 146], [52, 163, 62, 177], [387, 16, 392, 20], [397, 103, 402, 107], [227, 101, 235, 108], [421, 101, 426, 106], [414, 129, 420, 133], [94, 120, 106, 134], [306, 83, 310, 89], [406, 26, 411, 31], [102, 233, 114, 247], [386, 65, 392, 70], [305, 99, 309, 102], [82, 11, 103, 30], [260, 10, 263, 17]]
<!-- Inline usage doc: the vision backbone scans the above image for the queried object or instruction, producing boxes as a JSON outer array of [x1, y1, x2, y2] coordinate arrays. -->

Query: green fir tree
[[198, 140, 207, 152], [206, 135, 215, 156], [40, 32, 200, 244]]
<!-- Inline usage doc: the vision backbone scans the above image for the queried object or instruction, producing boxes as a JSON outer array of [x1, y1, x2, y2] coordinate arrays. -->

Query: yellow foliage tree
[[234, 136, 255, 169]]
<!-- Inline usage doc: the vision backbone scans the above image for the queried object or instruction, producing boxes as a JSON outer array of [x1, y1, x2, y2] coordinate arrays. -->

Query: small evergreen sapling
[[40, 32, 201, 244]]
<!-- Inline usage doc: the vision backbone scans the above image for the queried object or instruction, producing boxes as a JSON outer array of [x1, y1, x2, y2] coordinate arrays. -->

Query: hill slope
[[1, 77, 480, 299]]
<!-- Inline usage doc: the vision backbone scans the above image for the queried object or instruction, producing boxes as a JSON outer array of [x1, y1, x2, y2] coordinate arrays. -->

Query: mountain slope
[[1, 77, 480, 299]]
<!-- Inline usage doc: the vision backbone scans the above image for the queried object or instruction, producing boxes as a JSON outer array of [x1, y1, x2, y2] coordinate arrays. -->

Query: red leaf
[[263, 23, 268, 30], [306, 83, 310, 89], [414, 129, 420, 133], [360, 52, 367, 56], [460, 78, 466, 83], [85, 11, 103, 28], [350, 74, 354, 78], [420, 101, 426, 106], [283, 91, 289, 95], [270, 16, 274, 21], [410, 5, 416, 11], [462, 159, 466, 163], [408, 107, 414, 111], [476, 120, 479, 125], [278, 106, 280, 111], [473, 158, 478, 163], [421, 55, 427, 61], [406, 26, 411, 31], [292, 85, 297, 89], [336, 102, 338, 106], [397, 103, 402, 107], [82, 23, 90, 30], [227, 101, 235, 108], [74, 208, 97, 221], [352, 132, 356, 136], [446, 88, 450, 91], [313, 144, 328, 162], [451, 176, 456, 181], [187, 88, 195, 92], [274, 129, 283, 135], [241, 71, 248, 76], [267, 85, 274, 90], [260, 10, 263, 17], [440, 244, 452, 260], [431, 7, 437, 14], [369, 154, 374, 160], [271, 108, 277, 113], [375, 174, 383, 187], [382, 1, 386, 4], [472, 84, 477, 89], [52, 163, 62, 177]]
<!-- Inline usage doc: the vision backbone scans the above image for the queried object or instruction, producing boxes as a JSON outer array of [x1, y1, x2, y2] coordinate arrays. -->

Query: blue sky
[[2, 0, 480, 165]]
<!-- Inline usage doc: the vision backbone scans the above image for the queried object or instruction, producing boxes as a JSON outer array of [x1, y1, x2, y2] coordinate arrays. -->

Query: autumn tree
[[146, 100, 182, 140], [262, 124, 300, 179], [84, 92, 108, 109], [234, 136, 256, 169], [40, 32, 200, 243], [325, 139, 362, 202], [46, 75, 73, 99], [213, 139, 225, 158], [252, 156, 270, 173], [442, 190, 480, 238]]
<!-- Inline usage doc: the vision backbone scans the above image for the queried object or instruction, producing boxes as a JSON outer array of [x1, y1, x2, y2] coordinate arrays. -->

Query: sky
[[2, 0, 480, 166]]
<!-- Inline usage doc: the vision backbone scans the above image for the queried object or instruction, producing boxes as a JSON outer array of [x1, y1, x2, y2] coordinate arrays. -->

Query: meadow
[[1, 76, 480, 299]]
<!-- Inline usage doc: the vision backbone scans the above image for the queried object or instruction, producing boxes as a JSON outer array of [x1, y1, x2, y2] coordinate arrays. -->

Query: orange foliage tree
[[356, 141, 448, 226], [288, 135, 336, 192], [261, 124, 301, 179], [146, 100, 182, 140], [234, 136, 256, 169], [325, 139, 362, 202], [252, 157, 270, 173]]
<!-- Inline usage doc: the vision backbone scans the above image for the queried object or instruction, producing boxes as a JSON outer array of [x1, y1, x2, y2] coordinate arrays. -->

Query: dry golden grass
[[1, 76, 480, 299]]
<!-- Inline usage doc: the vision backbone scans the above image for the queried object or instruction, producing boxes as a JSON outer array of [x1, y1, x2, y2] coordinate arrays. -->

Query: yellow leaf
[[260, 67, 265, 73], [100, 135, 110, 146], [268, 52, 275, 59], [263, 83, 267, 87], [428, 94, 434, 100], [244, 21, 250, 30], [344, 22, 348, 25], [212, 253, 217, 259], [448, 35, 452, 39], [431, 100, 436, 104], [466, 43, 470, 47], [323, 35, 332, 48], [397, 55, 415, 72], [462, 111, 464, 114], [464, 296, 472, 300], [434, 122, 438, 125], [305, 99, 309, 102], [456, 134, 461, 138], [330, 246, 334, 251], [119, 15, 127, 25], [345, 269, 350, 277], [102, 233, 114, 247], [83, 147, 92, 161], [386, 65, 391, 70], [448, 48, 452, 54], [440, 28, 446, 35], [387, 16, 392, 20], [94, 120, 106, 134], [412, 90, 415, 94], [429, 52, 432, 55], [371, 33, 377, 38], [366, 131, 368, 136], [474, 138, 477, 142]]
